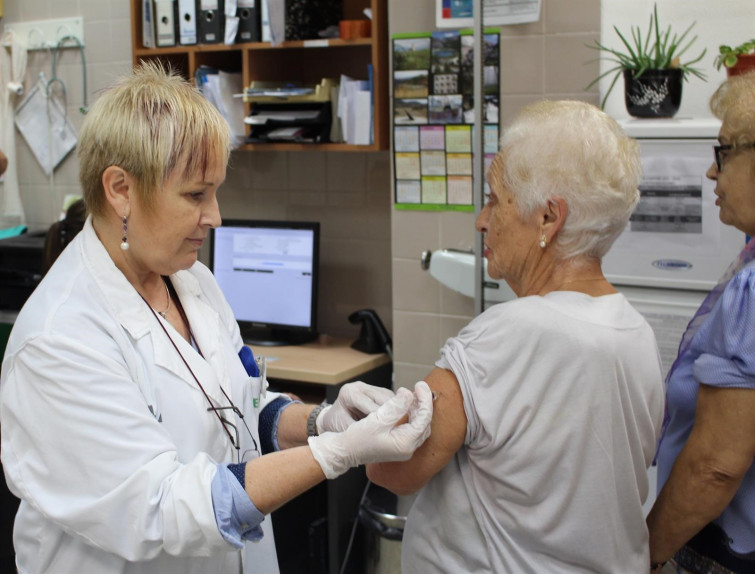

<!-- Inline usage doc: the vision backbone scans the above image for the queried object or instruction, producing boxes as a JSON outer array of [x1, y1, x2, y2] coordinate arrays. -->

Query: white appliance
[[421, 248, 516, 303]]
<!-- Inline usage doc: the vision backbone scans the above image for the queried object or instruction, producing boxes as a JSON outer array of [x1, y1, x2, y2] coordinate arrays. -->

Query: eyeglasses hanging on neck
[[206, 404, 259, 464], [140, 281, 260, 464]]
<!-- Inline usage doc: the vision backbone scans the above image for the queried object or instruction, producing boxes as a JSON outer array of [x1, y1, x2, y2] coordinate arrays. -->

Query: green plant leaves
[[584, 2, 707, 108], [714, 40, 755, 69]]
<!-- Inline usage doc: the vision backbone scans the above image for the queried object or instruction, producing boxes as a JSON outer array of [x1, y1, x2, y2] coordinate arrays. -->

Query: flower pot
[[726, 54, 755, 77], [623, 68, 683, 118]]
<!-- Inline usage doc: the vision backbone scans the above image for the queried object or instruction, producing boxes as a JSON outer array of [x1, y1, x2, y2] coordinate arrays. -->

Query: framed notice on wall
[[436, 0, 541, 28], [393, 29, 500, 211]]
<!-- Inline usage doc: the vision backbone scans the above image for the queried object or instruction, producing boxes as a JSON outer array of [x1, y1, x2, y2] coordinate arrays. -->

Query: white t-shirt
[[402, 292, 665, 573]]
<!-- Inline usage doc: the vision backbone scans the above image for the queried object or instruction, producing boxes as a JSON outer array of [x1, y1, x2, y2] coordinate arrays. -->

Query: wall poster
[[393, 29, 500, 211]]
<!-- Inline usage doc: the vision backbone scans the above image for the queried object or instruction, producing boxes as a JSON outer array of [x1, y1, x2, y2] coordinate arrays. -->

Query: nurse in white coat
[[0, 62, 433, 574]]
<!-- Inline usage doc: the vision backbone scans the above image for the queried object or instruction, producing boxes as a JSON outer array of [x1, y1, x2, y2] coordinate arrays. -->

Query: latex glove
[[316, 381, 395, 434], [308, 382, 433, 479]]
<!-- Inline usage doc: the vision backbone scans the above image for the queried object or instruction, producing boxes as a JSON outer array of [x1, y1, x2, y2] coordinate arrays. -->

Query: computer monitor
[[209, 219, 320, 346]]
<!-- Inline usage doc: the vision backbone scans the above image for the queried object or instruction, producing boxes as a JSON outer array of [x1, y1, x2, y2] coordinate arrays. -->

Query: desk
[[248, 335, 392, 574], [248, 334, 391, 396]]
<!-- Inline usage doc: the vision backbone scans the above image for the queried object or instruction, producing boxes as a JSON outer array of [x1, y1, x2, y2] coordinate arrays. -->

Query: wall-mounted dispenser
[[421, 248, 516, 304]]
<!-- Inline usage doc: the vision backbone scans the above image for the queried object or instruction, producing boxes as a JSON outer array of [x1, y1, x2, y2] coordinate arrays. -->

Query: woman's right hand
[[308, 382, 434, 479]]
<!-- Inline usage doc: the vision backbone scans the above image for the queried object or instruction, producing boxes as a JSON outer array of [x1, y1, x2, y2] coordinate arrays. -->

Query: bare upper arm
[[366, 367, 467, 495], [646, 384, 755, 560], [688, 384, 755, 479]]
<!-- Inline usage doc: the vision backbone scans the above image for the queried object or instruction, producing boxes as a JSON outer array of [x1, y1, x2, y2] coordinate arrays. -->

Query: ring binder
[[177, 0, 197, 45], [198, 0, 224, 44], [155, 0, 177, 47], [236, 0, 260, 43], [142, 0, 156, 48]]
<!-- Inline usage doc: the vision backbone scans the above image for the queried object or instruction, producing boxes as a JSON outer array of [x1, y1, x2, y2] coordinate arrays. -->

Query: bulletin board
[[392, 29, 500, 211]]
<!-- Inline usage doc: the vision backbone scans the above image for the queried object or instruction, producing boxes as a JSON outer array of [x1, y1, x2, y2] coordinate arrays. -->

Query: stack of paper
[[195, 67, 246, 149], [338, 74, 372, 145]]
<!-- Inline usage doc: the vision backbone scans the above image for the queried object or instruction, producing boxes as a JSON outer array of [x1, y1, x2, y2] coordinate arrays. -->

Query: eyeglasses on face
[[713, 143, 755, 172]]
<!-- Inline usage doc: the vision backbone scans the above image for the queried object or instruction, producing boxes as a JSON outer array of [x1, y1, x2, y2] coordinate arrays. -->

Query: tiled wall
[[0, 0, 392, 340], [218, 150, 393, 338], [0, 0, 133, 228], [389, 0, 601, 388]]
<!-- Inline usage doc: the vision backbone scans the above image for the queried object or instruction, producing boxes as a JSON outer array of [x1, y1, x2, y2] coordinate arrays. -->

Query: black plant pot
[[623, 68, 683, 118]]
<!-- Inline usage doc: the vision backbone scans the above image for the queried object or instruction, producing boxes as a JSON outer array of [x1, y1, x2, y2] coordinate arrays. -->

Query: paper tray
[[245, 102, 332, 143], [243, 78, 336, 103]]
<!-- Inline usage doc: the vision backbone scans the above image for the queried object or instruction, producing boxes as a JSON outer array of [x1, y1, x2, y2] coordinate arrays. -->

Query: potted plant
[[586, 3, 706, 118], [714, 40, 755, 77]]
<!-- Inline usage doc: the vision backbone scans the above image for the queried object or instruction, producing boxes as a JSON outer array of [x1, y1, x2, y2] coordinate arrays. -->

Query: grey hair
[[496, 100, 642, 260], [710, 70, 755, 147]]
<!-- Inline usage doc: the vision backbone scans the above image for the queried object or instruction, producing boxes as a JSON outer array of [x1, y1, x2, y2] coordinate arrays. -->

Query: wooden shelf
[[240, 142, 381, 152], [130, 0, 388, 152], [133, 37, 374, 57]]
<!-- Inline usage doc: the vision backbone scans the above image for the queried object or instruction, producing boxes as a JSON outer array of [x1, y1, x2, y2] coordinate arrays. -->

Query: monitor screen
[[210, 219, 320, 346]]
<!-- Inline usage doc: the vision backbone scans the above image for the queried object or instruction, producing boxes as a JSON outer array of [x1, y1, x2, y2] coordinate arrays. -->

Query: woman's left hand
[[316, 381, 395, 433]]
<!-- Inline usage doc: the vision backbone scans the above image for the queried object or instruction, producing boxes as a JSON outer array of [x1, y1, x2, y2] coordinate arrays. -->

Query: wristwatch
[[307, 403, 327, 437]]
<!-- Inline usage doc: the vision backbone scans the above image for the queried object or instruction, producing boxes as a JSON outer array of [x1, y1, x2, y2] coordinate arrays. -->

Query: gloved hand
[[308, 382, 433, 479], [316, 381, 395, 434]]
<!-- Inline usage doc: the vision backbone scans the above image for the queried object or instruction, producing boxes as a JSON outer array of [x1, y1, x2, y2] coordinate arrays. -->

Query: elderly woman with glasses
[[367, 100, 665, 572], [647, 73, 755, 574], [0, 62, 433, 574]]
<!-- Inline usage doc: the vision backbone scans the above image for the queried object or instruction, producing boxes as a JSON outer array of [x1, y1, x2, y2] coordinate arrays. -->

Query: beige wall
[[389, 0, 601, 389], [0, 0, 392, 340]]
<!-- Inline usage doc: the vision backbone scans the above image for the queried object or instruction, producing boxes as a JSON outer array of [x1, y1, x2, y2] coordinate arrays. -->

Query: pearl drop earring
[[539, 235, 547, 249], [120, 216, 130, 251]]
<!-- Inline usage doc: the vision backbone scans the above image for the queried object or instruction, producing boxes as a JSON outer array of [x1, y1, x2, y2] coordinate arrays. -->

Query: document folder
[[142, 0, 156, 48], [236, 0, 260, 43], [177, 0, 197, 45], [260, 0, 271, 42], [155, 0, 177, 47], [198, 0, 224, 44]]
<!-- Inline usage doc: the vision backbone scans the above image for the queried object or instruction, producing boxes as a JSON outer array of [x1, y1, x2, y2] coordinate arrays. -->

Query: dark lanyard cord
[[139, 279, 257, 458]]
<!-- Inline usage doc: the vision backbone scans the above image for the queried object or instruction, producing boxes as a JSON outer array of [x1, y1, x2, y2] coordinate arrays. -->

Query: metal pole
[[472, 0, 484, 315]]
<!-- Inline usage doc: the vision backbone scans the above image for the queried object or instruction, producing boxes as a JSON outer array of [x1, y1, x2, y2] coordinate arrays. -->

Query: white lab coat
[[0, 218, 281, 573]]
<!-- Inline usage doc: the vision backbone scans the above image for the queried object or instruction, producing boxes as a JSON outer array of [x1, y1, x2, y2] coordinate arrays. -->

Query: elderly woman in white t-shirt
[[368, 100, 666, 573]]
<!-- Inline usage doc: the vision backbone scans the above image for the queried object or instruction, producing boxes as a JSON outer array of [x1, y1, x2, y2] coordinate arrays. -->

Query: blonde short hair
[[78, 61, 231, 217], [495, 100, 642, 260]]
